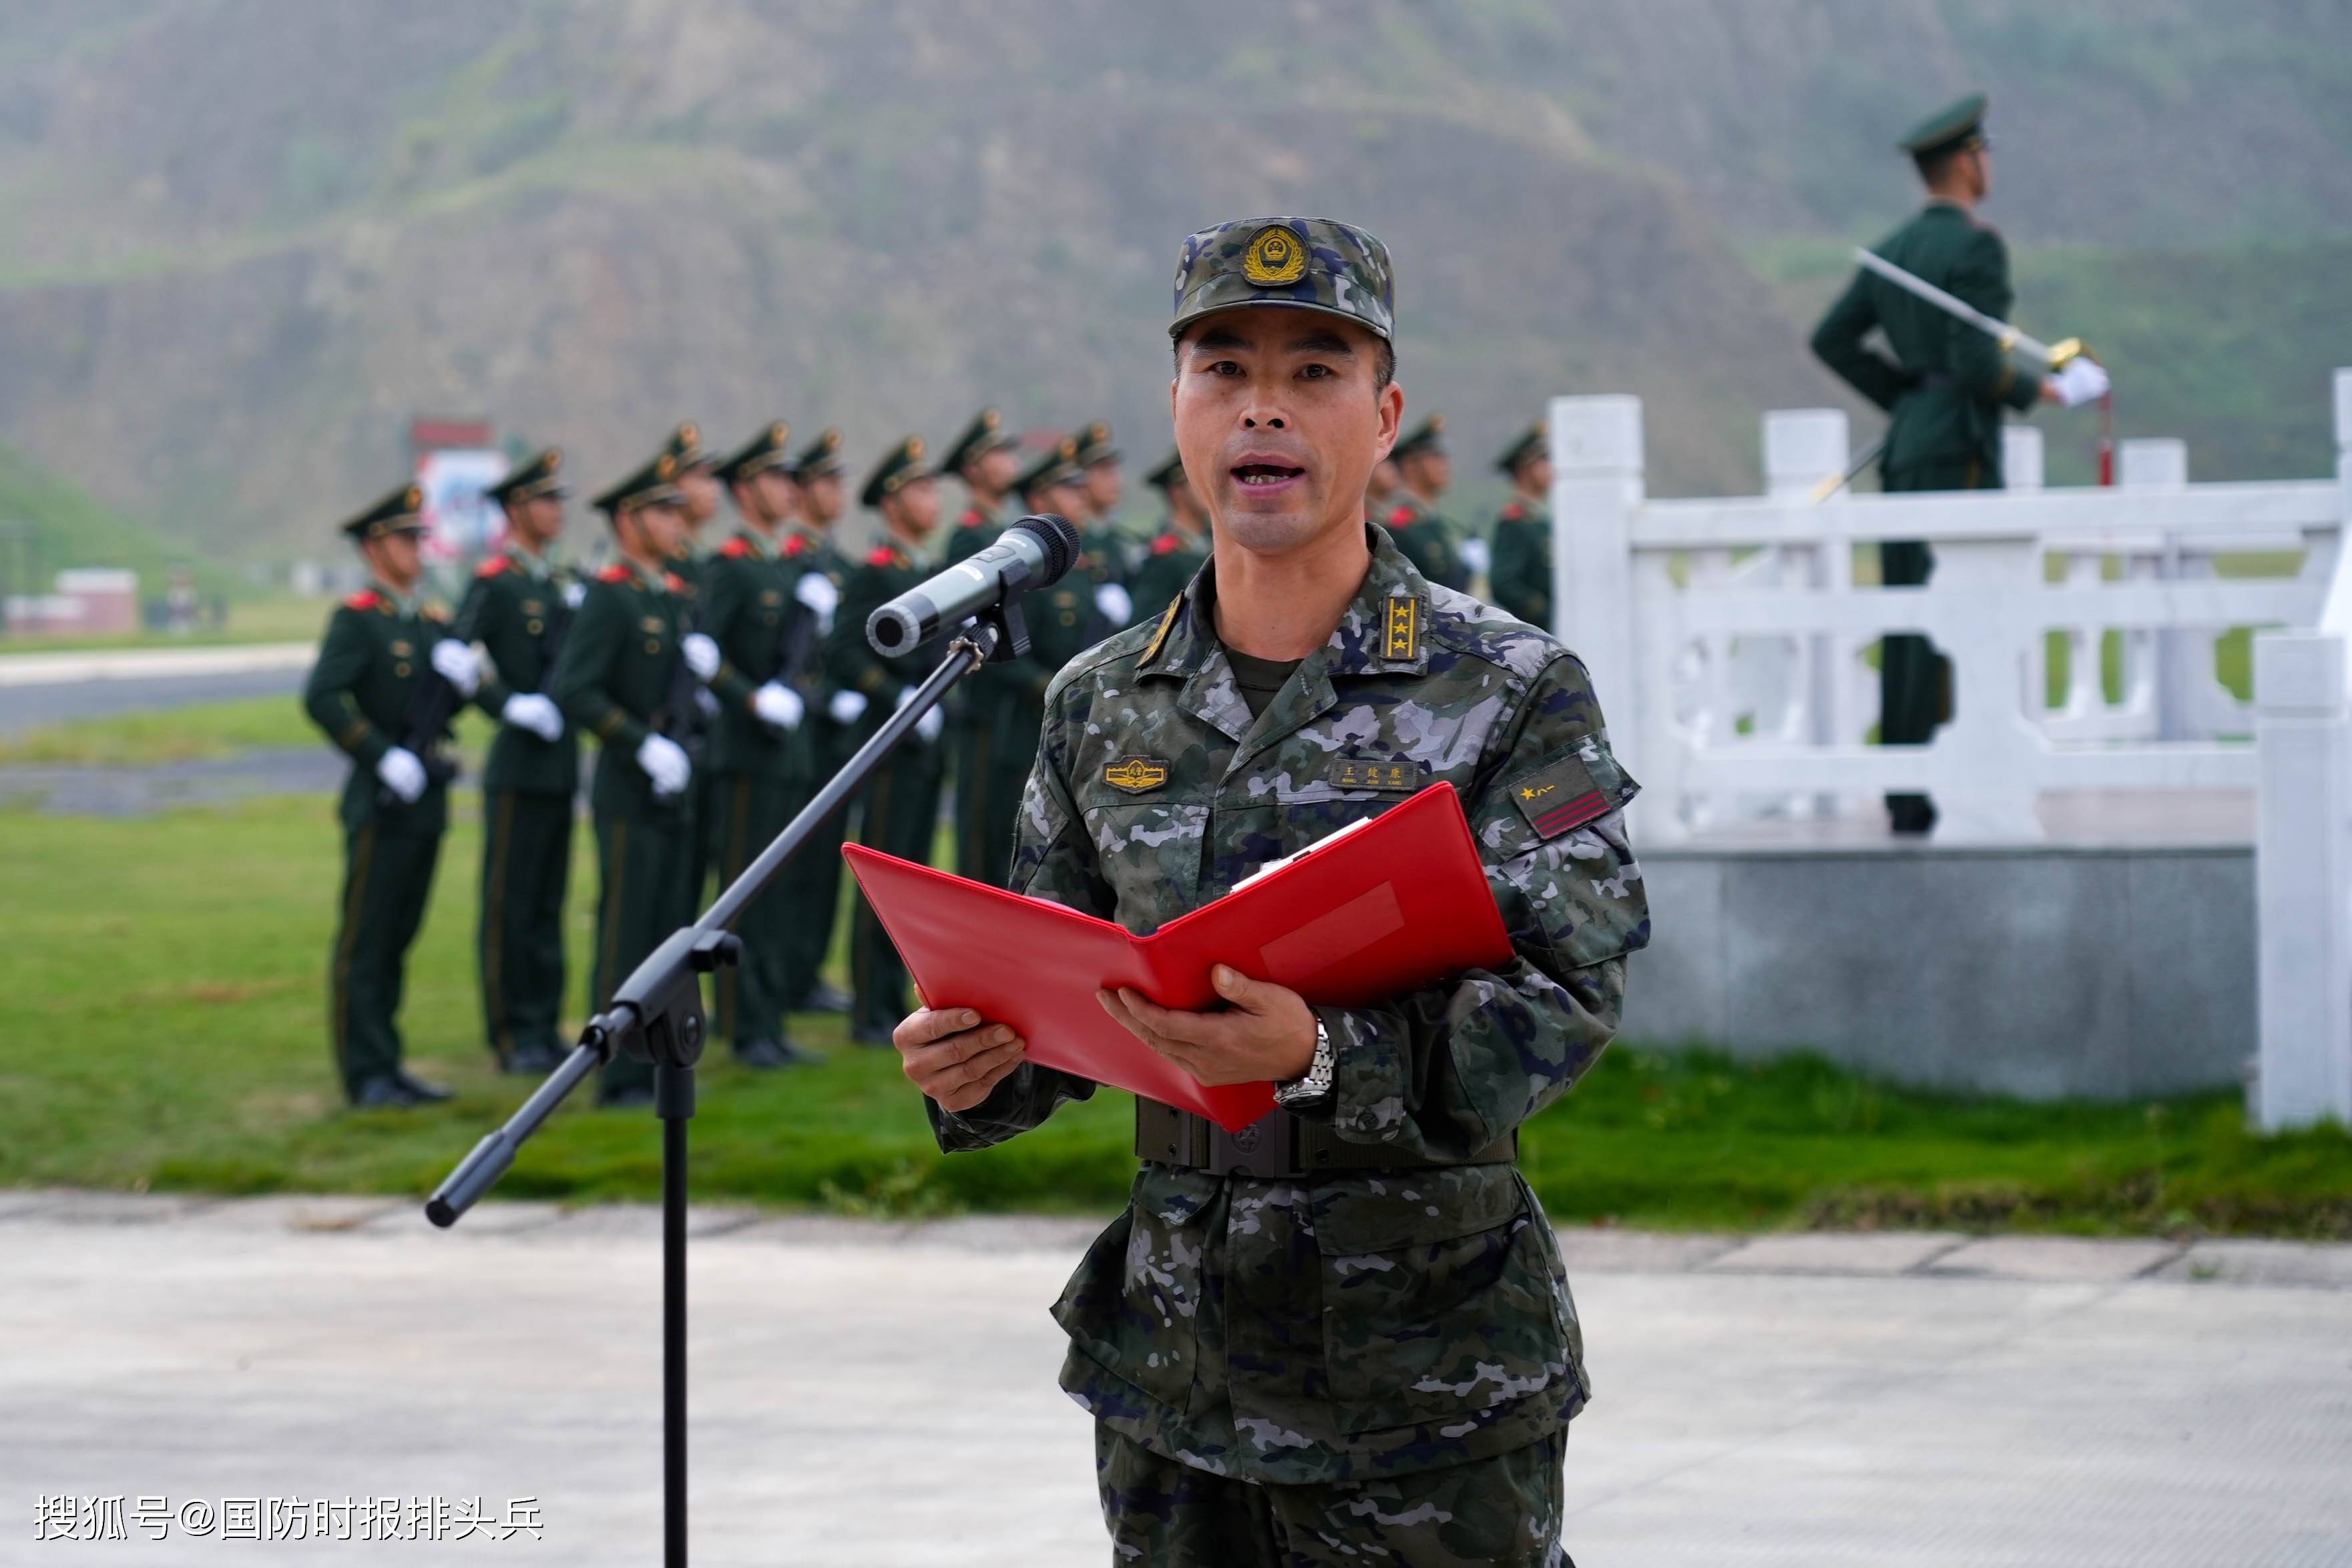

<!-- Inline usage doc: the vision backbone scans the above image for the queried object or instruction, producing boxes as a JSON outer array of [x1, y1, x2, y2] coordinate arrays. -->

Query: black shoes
[[734, 1037, 815, 1069], [348, 1071, 453, 1109], [799, 982, 853, 1015], [395, 1071, 453, 1103]]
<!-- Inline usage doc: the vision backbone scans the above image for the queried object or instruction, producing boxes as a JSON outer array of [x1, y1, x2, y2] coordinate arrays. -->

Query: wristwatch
[[1274, 1016, 1335, 1109]]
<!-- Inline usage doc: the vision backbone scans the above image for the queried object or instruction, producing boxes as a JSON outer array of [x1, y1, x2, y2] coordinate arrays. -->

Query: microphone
[[866, 512, 1082, 656]]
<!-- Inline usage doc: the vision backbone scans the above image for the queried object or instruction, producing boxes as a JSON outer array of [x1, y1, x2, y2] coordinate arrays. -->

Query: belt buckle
[[1209, 1113, 1295, 1178]]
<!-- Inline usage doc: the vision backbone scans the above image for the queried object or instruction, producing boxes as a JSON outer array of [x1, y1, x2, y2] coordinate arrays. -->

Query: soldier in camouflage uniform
[[1068, 420, 1136, 629], [553, 451, 703, 1109], [1810, 93, 2083, 836], [302, 483, 480, 1107], [1381, 413, 1470, 591], [825, 436, 951, 1043], [459, 449, 579, 1075], [1128, 448, 1212, 627], [701, 422, 822, 1068], [951, 437, 1112, 888], [891, 217, 1646, 1567], [1487, 422, 1556, 631], [773, 428, 857, 1015]]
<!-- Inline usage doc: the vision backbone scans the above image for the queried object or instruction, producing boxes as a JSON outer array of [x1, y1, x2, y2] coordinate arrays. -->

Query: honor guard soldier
[[1068, 419, 1136, 627], [660, 421, 726, 892], [951, 437, 1109, 888], [1381, 413, 1469, 591], [772, 427, 857, 1015], [1486, 422, 1555, 631], [552, 451, 704, 1109], [941, 407, 1023, 568], [889, 216, 1647, 1567], [461, 448, 579, 1075], [825, 435, 949, 1043], [1128, 449, 1212, 626], [302, 483, 482, 1107], [700, 422, 820, 1069], [1809, 91, 2091, 835]]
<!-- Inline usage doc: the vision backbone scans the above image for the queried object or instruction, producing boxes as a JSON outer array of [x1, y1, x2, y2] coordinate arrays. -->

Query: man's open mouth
[[1232, 463, 1305, 487]]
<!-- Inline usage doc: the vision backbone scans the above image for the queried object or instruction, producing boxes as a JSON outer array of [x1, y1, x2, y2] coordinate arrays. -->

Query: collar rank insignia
[[1382, 595, 1420, 661], [1104, 756, 1169, 794]]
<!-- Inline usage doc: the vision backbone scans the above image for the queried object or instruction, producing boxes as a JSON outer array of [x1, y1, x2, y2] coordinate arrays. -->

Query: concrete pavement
[[5, 1192, 2349, 1565], [0, 643, 310, 734]]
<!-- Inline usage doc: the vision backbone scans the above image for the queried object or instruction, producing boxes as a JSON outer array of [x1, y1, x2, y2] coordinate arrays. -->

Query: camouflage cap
[[941, 407, 1019, 475], [1143, 448, 1186, 491], [860, 435, 934, 509], [594, 450, 686, 517], [1169, 216, 1395, 343], [340, 481, 427, 541], [714, 421, 792, 486], [1071, 419, 1120, 469], [487, 447, 568, 505], [1899, 92, 1988, 158], [1015, 436, 1082, 503], [1495, 421, 1546, 475], [790, 427, 845, 481], [1392, 412, 1447, 461], [662, 420, 713, 472]]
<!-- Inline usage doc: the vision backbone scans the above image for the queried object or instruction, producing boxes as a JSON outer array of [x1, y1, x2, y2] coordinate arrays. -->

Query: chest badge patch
[[1104, 757, 1170, 794], [389, 639, 413, 658], [1331, 758, 1423, 792]]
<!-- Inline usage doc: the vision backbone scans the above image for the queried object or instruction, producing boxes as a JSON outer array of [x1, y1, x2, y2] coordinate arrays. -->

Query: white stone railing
[[1547, 369, 2352, 1131]]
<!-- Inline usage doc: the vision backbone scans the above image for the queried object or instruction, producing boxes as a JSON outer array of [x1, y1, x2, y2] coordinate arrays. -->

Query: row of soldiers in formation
[[300, 409, 1560, 1108]]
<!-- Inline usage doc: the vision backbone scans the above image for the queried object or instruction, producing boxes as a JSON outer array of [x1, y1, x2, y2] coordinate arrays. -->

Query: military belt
[[1134, 1097, 1515, 1178]]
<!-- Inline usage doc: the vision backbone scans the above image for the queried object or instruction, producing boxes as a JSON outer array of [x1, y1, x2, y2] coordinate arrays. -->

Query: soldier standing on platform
[[774, 428, 857, 1016], [701, 422, 820, 1069], [1129, 449, 1212, 625], [825, 436, 949, 1043], [941, 407, 1023, 568], [1809, 92, 2096, 836], [1486, 423, 1555, 631], [302, 482, 481, 1107], [1381, 413, 1469, 590], [949, 437, 1107, 889], [460, 449, 579, 1075], [1069, 420, 1136, 629], [553, 452, 702, 1109]]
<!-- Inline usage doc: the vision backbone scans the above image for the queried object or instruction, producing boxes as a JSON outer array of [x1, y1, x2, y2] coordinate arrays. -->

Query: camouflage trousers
[[1094, 1426, 1571, 1567]]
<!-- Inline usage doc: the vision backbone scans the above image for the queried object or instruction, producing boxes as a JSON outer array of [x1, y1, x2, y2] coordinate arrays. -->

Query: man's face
[[622, 501, 688, 563], [1047, 477, 1090, 521], [1969, 147, 1992, 201], [1403, 449, 1451, 496], [1367, 456, 1401, 500], [750, 467, 797, 525], [363, 531, 423, 591], [1519, 455, 1554, 495], [509, 494, 563, 551], [885, 475, 941, 538], [1084, 460, 1122, 515], [975, 445, 1020, 494], [1171, 309, 1401, 556], [802, 473, 844, 524], [680, 467, 720, 525]]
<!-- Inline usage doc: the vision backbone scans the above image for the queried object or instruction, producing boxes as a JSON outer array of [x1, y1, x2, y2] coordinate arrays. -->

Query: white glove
[[1094, 583, 1132, 627], [501, 692, 563, 742], [828, 689, 870, 726], [636, 734, 691, 798], [794, 571, 841, 633], [431, 639, 481, 697], [695, 688, 721, 720], [752, 682, 804, 732], [562, 581, 586, 609], [1459, 537, 1491, 578], [682, 632, 720, 682], [895, 685, 943, 744], [376, 746, 427, 804], [2050, 357, 2110, 409]]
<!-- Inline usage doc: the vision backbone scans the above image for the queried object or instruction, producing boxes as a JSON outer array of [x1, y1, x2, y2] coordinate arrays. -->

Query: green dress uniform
[[938, 409, 1025, 884], [1809, 93, 2044, 834], [699, 427, 822, 1057], [299, 485, 454, 1106], [1129, 523, 1210, 628], [1487, 424, 1553, 630], [553, 459, 701, 1105], [459, 449, 580, 1071], [772, 428, 860, 1011], [1071, 419, 1138, 604], [661, 422, 723, 902], [1383, 415, 1469, 592]]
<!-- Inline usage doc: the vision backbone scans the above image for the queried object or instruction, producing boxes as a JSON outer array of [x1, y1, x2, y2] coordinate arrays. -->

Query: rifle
[[380, 586, 488, 808]]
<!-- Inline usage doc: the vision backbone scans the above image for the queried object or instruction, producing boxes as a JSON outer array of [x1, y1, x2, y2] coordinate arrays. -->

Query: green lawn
[[2, 790, 2347, 1236], [0, 592, 340, 653]]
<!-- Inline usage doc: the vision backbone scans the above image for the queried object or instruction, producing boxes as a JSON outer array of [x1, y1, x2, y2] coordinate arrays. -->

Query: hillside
[[0, 0, 2344, 560]]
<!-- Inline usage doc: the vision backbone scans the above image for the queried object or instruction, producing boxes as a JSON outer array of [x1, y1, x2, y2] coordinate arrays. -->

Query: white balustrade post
[[2254, 631, 2352, 1130], [2314, 370, 2352, 637], [1765, 410, 1849, 815], [2002, 425, 2044, 492], [2121, 439, 2192, 740], [1550, 395, 1652, 812]]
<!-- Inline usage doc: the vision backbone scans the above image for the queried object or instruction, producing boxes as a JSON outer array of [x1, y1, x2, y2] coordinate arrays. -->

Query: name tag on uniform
[[640, 616, 665, 634], [759, 589, 782, 606], [1329, 757, 1423, 792]]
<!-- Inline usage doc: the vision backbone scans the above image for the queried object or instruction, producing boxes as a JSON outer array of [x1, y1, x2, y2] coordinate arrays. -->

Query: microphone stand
[[426, 596, 1028, 1568]]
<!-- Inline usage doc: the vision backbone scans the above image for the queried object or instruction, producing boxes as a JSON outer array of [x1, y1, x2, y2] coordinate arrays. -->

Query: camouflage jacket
[[928, 528, 1648, 1483]]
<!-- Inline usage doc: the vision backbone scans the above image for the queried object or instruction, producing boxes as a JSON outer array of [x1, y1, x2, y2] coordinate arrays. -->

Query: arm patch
[[1507, 738, 1638, 840]]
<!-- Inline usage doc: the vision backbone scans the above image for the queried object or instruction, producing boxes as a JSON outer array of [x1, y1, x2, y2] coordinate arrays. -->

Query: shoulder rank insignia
[[1382, 594, 1420, 662], [1387, 503, 1415, 528], [721, 536, 752, 559], [867, 546, 899, 569], [1150, 532, 1181, 555], [476, 556, 510, 578], [1104, 756, 1169, 794], [344, 589, 383, 612], [597, 564, 632, 583]]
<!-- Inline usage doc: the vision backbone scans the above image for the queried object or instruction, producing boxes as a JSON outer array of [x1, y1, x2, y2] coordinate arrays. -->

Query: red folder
[[843, 782, 1514, 1131]]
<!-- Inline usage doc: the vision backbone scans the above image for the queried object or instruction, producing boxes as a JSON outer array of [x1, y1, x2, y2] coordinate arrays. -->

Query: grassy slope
[[1, 782, 2344, 1236]]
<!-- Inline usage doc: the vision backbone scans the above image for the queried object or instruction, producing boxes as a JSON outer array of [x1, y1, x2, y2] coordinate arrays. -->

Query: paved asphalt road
[[5, 1193, 2349, 1566]]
